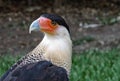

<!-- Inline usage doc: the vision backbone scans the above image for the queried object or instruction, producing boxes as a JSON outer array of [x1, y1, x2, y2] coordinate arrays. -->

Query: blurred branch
[[54, 0, 63, 8], [0, 0, 3, 7], [54, 0, 68, 8]]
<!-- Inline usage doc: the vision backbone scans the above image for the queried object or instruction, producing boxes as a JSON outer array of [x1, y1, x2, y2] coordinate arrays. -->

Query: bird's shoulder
[[0, 61, 69, 81], [0, 51, 44, 81]]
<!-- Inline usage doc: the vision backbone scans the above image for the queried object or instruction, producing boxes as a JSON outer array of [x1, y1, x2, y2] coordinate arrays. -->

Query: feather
[[0, 14, 72, 81], [0, 61, 69, 81]]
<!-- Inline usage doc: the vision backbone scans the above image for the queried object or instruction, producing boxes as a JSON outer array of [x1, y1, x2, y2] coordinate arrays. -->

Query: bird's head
[[29, 14, 72, 74], [29, 14, 70, 37]]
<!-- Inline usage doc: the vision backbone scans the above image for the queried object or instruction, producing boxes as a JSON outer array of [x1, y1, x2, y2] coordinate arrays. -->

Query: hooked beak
[[29, 18, 40, 34]]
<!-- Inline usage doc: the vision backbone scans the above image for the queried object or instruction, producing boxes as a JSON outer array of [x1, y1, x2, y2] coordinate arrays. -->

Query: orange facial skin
[[39, 17, 58, 34]]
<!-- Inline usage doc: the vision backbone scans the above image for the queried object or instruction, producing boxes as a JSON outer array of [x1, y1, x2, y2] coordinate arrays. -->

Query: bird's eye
[[51, 21, 57, 26]]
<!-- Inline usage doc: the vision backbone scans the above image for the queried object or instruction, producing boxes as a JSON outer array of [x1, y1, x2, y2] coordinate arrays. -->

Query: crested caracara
[[0, 14, 72, 81]]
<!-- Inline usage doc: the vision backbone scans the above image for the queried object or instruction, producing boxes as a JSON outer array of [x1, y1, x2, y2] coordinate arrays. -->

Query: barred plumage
[[0, 14, 72, 81]]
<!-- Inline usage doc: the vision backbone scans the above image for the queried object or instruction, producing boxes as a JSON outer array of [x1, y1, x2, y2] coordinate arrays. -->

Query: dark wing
[[0, 61, 69, 81], [0, 59, 23, 81]]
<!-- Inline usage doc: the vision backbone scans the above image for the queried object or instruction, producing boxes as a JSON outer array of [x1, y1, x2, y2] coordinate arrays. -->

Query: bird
[[0, 14, 72, 81]]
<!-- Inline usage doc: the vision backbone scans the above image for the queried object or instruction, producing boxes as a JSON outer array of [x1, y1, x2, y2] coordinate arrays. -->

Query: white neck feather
[[40, 26, 72, 74]]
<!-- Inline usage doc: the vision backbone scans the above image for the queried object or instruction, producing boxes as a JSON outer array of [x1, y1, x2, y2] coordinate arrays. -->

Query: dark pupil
[[51, 21, 57, 25]]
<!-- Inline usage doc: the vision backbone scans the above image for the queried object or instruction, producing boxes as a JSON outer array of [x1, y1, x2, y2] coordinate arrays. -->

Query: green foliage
[[73, 36, 95, 46], [70, 49, 120, 81], [0, 55, 21, 76], [0, 49, 120, 81], [98, 16, 118, 25]]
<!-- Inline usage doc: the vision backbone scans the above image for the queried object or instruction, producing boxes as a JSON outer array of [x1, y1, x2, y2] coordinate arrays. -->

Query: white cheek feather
[[41, 25, 72, 74]]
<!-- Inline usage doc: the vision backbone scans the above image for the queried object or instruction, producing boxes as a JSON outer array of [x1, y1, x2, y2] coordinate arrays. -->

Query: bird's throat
[[35, 35, 72, 74]]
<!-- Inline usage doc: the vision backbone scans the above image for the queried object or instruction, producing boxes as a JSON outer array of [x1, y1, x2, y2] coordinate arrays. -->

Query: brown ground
[[0, 3, 120, 55]]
